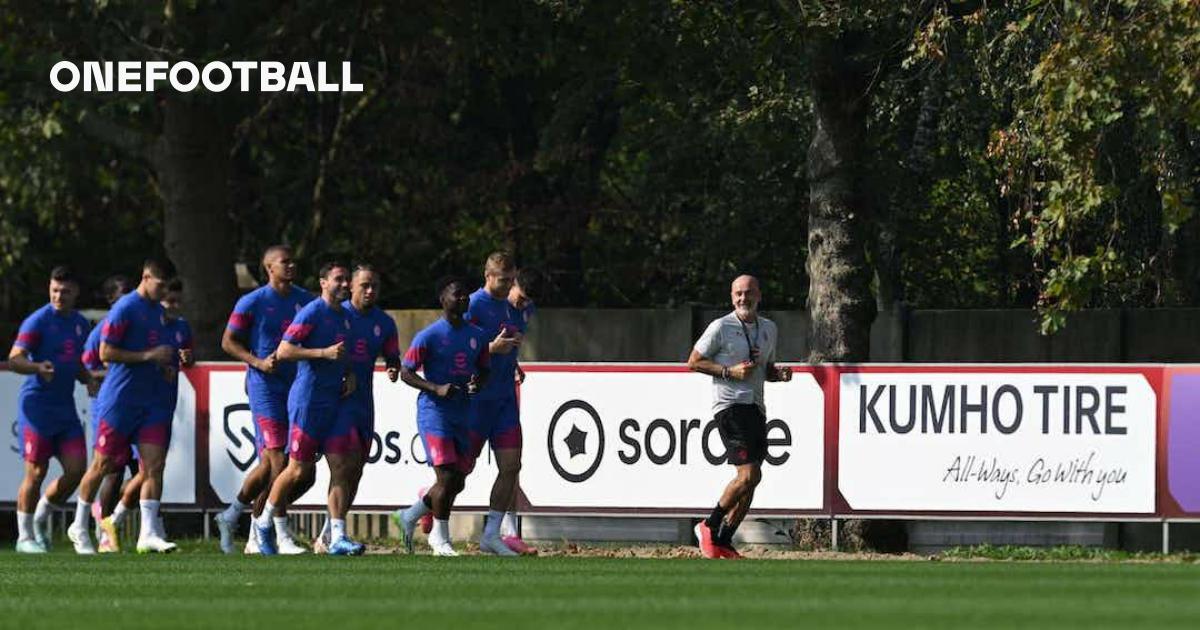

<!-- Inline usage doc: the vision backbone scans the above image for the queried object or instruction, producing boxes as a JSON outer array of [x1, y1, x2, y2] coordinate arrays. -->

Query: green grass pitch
[[1, 547, 1197, 629]]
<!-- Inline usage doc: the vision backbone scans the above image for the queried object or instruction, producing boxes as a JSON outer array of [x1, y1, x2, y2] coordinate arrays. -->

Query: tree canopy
[[1, 0, 1197, 342]]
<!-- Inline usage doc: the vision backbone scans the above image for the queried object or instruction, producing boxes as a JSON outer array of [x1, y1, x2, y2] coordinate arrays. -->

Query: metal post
[[1162, 520, 1170, 554], [831, 516, 839, 551], [203, 510, 211, 540]]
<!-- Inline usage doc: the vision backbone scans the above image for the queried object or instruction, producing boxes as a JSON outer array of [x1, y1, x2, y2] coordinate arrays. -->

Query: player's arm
[[399, 365, 454, 398], [7, 318, 53, 378], [100, 308, 172, 365], [101, 342, 173, 366], [399, 336, 453, 397], [6, 345, 53, 378], [382, 324, 401, 383], [763, 332, 791, 381], [466, 340, 491, 394], [179, 321, 196, 367], [274, 338, 344, 362], [222, 326, 270, 371], [687, 349, 753, 381], [275, 315, 345, 362]]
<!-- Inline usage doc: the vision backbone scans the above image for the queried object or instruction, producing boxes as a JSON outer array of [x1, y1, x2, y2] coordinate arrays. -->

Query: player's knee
[[24, 462, 49, 484], [450, 473, 466, 495], [60, 463, 85, 485], [498, 458, 521, 478], [141, 458, 166, 477], [746, 465, 763, 487]]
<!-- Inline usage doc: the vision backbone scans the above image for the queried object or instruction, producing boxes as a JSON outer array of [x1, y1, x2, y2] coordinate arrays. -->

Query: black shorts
[[715, 404, 766, 465]]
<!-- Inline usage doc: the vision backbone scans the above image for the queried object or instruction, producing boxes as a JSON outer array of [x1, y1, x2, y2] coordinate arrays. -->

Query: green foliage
[[1, 0, 1199, 333], [986, 0, 1200, 330]]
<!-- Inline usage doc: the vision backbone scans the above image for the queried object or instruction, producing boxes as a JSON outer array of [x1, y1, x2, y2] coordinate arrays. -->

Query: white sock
[[273, 516, 290, 538], [16, 511, 33, 542], [485, 510, 503, 538], [432, 518, 450, 544], [221, 499, 246, 522], [401, 498, 430, 523], [34, 496, 56, 526], [502, 511, 519, 537], [111, 503, 130, 525], [331, 518, 346, 544], [319, 515, 331, 543], [156, 516, 167, 538], [139, 500, 160, 540], [257, 502, 276, 528], [73, 499, 91, 531]]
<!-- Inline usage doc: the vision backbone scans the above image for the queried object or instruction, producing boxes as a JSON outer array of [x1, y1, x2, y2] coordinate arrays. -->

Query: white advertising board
[[1, 371, 196, 504], [207, 366, 825, 513], [838, 371, 1156, 513]]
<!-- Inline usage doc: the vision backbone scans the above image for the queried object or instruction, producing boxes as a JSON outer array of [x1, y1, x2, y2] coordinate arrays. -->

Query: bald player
[[687, 275, 792, 559], [214, 245, 315, 554]]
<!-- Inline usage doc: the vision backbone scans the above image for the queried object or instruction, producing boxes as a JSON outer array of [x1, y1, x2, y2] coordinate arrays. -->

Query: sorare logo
[[544, 399, 797, 484]]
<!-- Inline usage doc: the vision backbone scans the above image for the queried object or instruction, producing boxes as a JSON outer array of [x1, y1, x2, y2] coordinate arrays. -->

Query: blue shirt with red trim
[[342, 300, 400, 411], [81, 318, 105, 372], [402, 317, 490, 413], [283, 298, 350, 409], [152, 316, 194, 410], [11, 303, 90, 407], [95, 291, 167, 407], [226, 284, 315, 396], [466, 288, 534, 400]]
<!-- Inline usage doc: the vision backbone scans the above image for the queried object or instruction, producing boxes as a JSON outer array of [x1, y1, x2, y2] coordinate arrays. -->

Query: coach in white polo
[[687, 274, 791, 559]]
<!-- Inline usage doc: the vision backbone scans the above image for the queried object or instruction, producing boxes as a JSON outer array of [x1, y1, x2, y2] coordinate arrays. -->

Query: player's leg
[[134, 438, 175, 552], [322, 412, 369, 553], [492, 396, 533, 554], [100, 457, 142, 552], [481, 445, 520, 557], [254, 456, 313, 555], [255, 407, 326, 556], [44, 443, 86, 512], [696, 406, 754, 559], [215, 396, 285, 553], [398, 412, 463, 554], [423, 464, 464, 556], [69, 414, 128, 554], [15, 427, 49, 553], [470, 398, 516, 556], [708, 406, 765, 559], [324, 451, 364, 555]]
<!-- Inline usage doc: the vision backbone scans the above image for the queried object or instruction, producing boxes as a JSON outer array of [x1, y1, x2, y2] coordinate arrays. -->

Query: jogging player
[[96, 279, 195, 550], [254, 262, 360, 556], [464, 253, 537, 556], [214, 245, 315, 554], [82, 275, 138, 552], [69, 257, 179, 554], [687, 275, 792, 559], [313, 264, 401, 553], [10, 267, 93, 553], [391, 277, 490, 556]]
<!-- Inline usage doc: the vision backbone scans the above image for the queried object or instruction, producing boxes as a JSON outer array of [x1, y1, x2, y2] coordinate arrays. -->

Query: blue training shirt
[[466, 288, 534, 400], [283, 298, 350, 408], [226, 284, 315, 396], [12, 303, 90, 409]]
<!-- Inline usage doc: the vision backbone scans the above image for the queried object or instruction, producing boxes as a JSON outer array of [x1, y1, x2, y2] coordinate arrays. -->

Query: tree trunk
[[805, 32, 877, 362], [153, 95, 239, 360], [801, 30, 906, 553]]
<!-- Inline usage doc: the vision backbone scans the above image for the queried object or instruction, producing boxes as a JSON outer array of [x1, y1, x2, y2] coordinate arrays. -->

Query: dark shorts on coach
[[714, 403, 767, 465]]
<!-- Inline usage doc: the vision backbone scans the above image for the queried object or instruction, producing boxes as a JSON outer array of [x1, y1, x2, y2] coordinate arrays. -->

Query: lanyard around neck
[[737, 316, 759, 356]]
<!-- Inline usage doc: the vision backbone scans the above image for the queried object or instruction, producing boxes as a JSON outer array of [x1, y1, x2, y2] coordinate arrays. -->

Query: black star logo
[[564, 424, 588, 458]]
